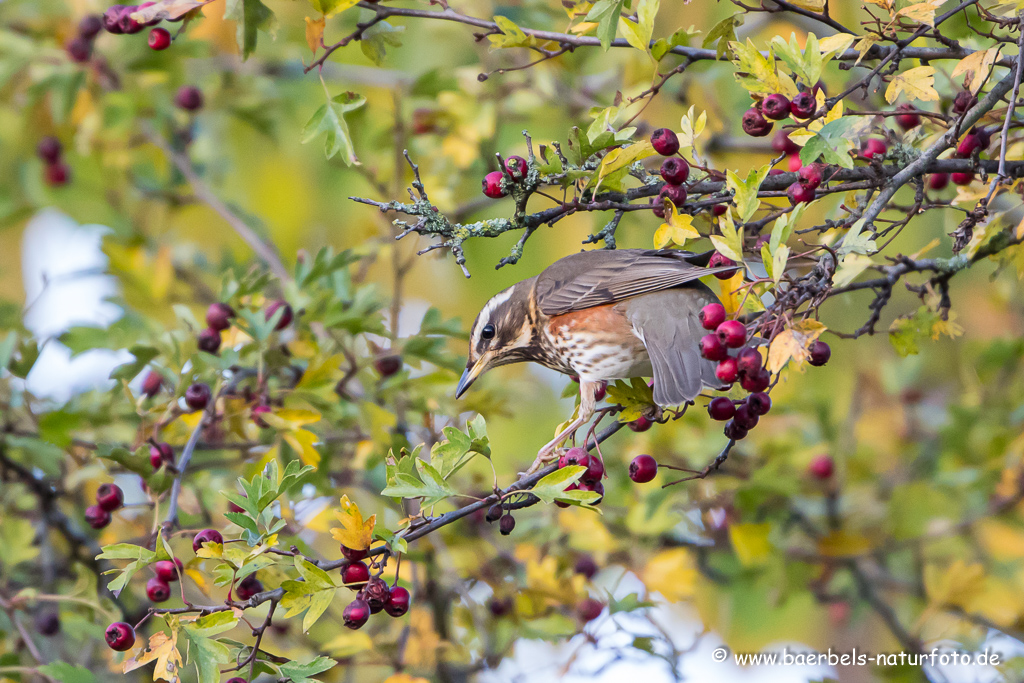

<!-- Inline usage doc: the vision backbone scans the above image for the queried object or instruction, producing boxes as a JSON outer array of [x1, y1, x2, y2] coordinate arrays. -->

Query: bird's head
[[456, 277, 538, 398]]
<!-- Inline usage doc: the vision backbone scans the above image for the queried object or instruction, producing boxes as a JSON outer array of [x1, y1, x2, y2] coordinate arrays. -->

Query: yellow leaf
[[853, 33, 882, 66], [895, 0, 944, 25], [786, 129, 815, 146], [951, 47, 1002, 94], [283, 428, 321, 466], [718, 269, 746, 316], [729, 523, 772, 566], [305, 16, 325, 54], [679, 106, 706, 149], [329, 495, 375, 551], [925, 560, 986, 608], [324, 630, 374, 658], [598, 140, 656, 180], [767, 319, 827, 373], [817, 530, 872, 557], [787, 0, 824, 9], [123, 630, 182, 682], [818, 33, 855, 55], [643, 548, 697, 601], [863, 0, 893, 12], [885, 65, 939, 104], [654, 204, 701, 249], [383, 675, 431, 683], [262, 408, 321, 431]]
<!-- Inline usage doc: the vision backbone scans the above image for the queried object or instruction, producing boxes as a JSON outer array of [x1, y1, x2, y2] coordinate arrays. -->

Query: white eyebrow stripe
[[472, 286, 515, 349]]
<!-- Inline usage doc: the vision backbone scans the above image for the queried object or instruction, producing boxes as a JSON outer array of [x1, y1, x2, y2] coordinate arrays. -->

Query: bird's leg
[[523, 380, 598, 475]]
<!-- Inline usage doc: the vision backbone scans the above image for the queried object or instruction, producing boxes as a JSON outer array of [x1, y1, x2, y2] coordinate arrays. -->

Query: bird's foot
[[520, 447, 565, 477]]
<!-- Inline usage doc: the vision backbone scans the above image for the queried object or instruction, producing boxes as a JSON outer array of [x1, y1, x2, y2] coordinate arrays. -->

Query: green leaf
[[617, 0, 659, 57], [182, 617, 235, 683], [709, 211, 744, 263], [488, 16, 536, 50], [586, 0, 627, 50], [280, 656, 338, 683], [97, 543, 158, 561], [295, 557, 336, 592], [799, 116, 868, 169], [224, 0, 277, 59], [652, 26, 700, 61], [531, 465, 587, 504], [726, 165, 769, 223], [37, 663, 97, 683], [301, 91, 366, 165], [702, 13, 742, 59], [360, 20, 404, 65]]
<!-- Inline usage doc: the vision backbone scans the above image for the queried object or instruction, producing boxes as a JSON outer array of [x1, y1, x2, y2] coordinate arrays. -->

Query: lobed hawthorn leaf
[[710, 210, 744, 264], [279, 656, 338, 683], [488, 15, 536, 50], [702, 12, 742, 59], [530, 465, 587, 504], [361, 20, 404, 66], [123, 630, 182, 682], [38, 663, 97, 683], [885, 65, 939, 104], [329, 495, 375, 551], [301, 91, 367, 165], [585, 0, 627, 51], [182, 616, 235, 683], [651, 26, 700, 62]]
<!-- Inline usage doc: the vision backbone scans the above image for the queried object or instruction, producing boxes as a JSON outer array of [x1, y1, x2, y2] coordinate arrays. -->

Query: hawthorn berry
[[716, 357, 739, 384], [574, 555, 599, 579], [583, 454, 604, 483], [384, 586, 411, 617], [808, 340, 831, 366], [66, 36, 92, 63], [736, 347, 763, 376], [489, 597, 513, 617], [974, 127, 992, 149], [660, 157, 689, 184], [594, 381, 607, 402], [197, 328, 221, 354], [175, 85, 204, 111], [44, 162, 71, 187], [558, 447, 590, 470], [650, 196, 666, 219], [374, 354, 402, 378], [235, 574, 262, 601], [504, 155, 527, 180], [485, 504, 503, 523], [341, 561, 370, 589], [708, 397, 736, 421], [628, 454, 658, 483], [650, 128, 679, 156], [762, 94, 791, 120], [700, 303, 727, 331], [741, 108, 773, 137], [184, 382, 211, 410], [150, 442, 174, 470], [787, 154, 803, 172], [808, 454, 834, 479], [554, 483, 577, 508], [628, 415, 653, 432], [957, 132, 982, 157], [659, 182, 687, 208], [153, 560, 181, 582], [861, 138, 887, 159], [192, 528, 223, 553], [85, 505, 111, 529], [117, 6, 144, 34], [79, 14, 104, 39], [148, 27, 171, 50], [343, 598, 370, 629], [146, 577, 171, 603], [141, 370, 163, 397], [579, 480, 604, 505], [226, 679, 246, 683], [481, 170, 507, 198], [895, 104, 920, 130], [37, 137, 62, 164], [772, 130, 799, 155], [734, 404, 759, 430], [708, 252, 738, 279], [499, 514, 515, 536], [577, 598, 604, 622], [798, 163, 823, 190], [265, 299, 293, 330], [740, 368, 771, 393], [36, 611, 61, 636], [700, 333, 729, 362], [790, 91, 816, 119], [712, 204, 728, 216], [105, 622, 136, 651], [205, 302, 235, 331], [747, 392, 772, 416], [953, 91, 977, 114], [102, 5, 127, 33], [723, 419, 748, 440], [96, 483, 124, 512], [251, 404, 272, 428], [716, 320, 747, 349], [787, 182, 815, 205], [951, 171, 975, 185]]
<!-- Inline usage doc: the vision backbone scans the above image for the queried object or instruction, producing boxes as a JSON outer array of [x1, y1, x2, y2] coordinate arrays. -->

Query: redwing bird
[[457, 248, 731, 473]]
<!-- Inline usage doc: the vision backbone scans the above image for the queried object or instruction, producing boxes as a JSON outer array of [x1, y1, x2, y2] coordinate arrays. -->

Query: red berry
[[734, 403, 759, 430], [486, 504, 503, 522], [583, 454, 604, 483], [146, 577, 171, 603], [184, 382, 211, 410], [650, 128, 680, 156], [790, 91, 816, 119], [736, 347, 762, 376], [148, 27, 171, 50], [79, 14, 104, 39], [265, 300, 293, 330], [660, 157, 689, 184], [504, 155, 527, 180], [235, 574, 262, 601], [37, 137, 62, 163], [628, 415, 653, 432], [700, 303, 727, 331], [708, 252, 738, 280], [659, 182, 687, 208], [105, 622, 136, 651], [798, 163, 823, 190], [343, 598, 370, 629], [341, 545, 369, 562], [226, 679, 246, 683], [85, 504, 111, 529], [579, 480, 604, 505], [761, 94, 791, 120], [366, 579, 391, 613], [716, 320, 747, 349], [741, 108, 773, 137], [341, 561, 370, 590], [712, 204, 728, 217], [808, 455, 834, 479], [192, 528, 223, 553], [150, 442, 173, 470], [481, 170, 507, 198], [250, 404, 271, 428], [787, 154, 803, 172], [861, 138, 887, 159], [747, 392, 772, 416], [723, 419, 748, 440], [628, 454, 658, 483], [117, 6, 144, 34], [141, 370, 163, 397], [957, 132, 981, 157], [175, 85, 204, 111], [768, 169, 786, 176], [384, 586, 411, 617], [96, 483, 124, 512], [708, 397, 736, 421], [700, 334, 729, 362], [808, 340, 831, 366], [558, 446, 591, 470], [554, 483, 577, 508], [953, 91, 977, 114], [740, 368, 771, 393], [153, 560, 180, 582], [574, 555, 599, 579], [374, 355, 402, 377], [787, 182, 815, 205], [499, 514, 516, 535], [205, 303, 235, 331], [45, 162, 70, 187], [594, 381, 607, 402], [102, 6, 127, 34], [974, 127, 992, 149], [489, 597, 512, 617], [951, 171, 974, 185], [650, 196, 666, 219], [772, 130, 799, 155], [66, 36, 92, 63], [577, 597, 604, 622], [716, 357, 739, 384], [197, 328, 221, 354], [36, 611, 61, 636], [895, 104, 920, 130]]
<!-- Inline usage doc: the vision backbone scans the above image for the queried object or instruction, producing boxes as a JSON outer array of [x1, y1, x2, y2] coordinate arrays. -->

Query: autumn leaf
[[895, 0, 944, 25], [123, 630, 182, 682], [729, 523, 772, 566], [330, 495, 375, 550], [925, 560, 986, 608], [767, 319, 827, 373], [952, 47, 1002, 94], [304, 16, 325, 54], [885, 65, 939, 103], [653, 204, 700, 249], [131, 0, 214, 22]]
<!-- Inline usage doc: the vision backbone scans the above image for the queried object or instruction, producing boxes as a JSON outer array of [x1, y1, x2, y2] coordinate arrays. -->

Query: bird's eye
[[481, 323, 496, 340]]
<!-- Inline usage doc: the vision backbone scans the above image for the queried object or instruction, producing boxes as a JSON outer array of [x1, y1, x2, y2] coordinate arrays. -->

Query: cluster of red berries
[[741, 90, 817, 141], [145, 558, 183, 603], [37, 137, 71, 187], [647, 129, 691, 218], [481, 155, 528, 198], [338, 545, 411, 630], [65, 14, 102, 63], [84, 483, 124, 529], [101, 3, 180, 51], [556, 447, 605, 507]]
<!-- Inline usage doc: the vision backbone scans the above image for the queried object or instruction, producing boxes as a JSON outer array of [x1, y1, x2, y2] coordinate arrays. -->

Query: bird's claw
[[519, 447, 565, 477]]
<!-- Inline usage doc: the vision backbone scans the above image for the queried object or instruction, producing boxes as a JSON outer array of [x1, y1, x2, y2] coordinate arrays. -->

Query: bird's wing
[[619, 287, 727, 405], [535, 249, 727, 315]]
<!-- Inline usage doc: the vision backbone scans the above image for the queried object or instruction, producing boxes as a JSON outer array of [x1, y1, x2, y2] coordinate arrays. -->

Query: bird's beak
[[456, 356, 488, 398]]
